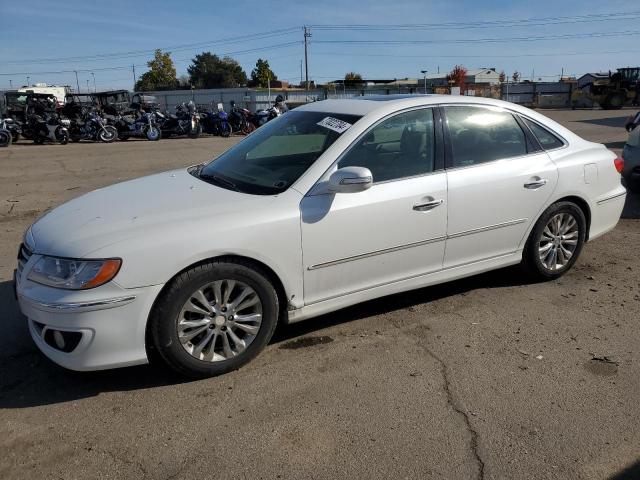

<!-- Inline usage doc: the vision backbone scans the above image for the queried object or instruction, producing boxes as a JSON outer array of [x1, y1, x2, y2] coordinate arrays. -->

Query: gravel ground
[[0, 108, 638, 480]]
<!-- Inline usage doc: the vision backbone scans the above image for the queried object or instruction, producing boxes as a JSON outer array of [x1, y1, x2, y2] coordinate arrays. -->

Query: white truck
[[18, 84, 69, 107]]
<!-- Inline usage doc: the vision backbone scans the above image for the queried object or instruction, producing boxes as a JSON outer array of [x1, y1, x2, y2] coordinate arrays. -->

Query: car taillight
[[614, 157, 624, 173]]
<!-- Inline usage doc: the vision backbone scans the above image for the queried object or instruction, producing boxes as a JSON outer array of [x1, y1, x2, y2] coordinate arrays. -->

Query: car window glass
[[199, 111, 361, 195], [338, 108, 435, 183], [522, 118, 565, 150], [445, 106, 528, 167]]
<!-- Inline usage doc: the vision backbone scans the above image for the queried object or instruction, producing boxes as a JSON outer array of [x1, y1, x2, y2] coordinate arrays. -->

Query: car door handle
[[524, 179, 548, 189], [413, 199, 444, 211]]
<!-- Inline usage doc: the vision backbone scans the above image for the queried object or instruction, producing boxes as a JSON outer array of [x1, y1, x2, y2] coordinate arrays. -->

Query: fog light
[[43, 329, 82, 353], [53, 330, 66, 349]]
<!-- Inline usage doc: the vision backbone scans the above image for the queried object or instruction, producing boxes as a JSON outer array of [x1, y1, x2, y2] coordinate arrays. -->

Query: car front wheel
[[148, 260, 279, 377], [522, 201, 586, 280]]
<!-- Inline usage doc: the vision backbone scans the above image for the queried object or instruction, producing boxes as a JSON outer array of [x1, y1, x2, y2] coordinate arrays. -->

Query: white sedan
[[15, 95, 626, 377]]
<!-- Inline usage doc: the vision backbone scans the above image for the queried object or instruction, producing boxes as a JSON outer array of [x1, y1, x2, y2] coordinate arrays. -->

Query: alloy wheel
[[538, 213, 579, 271], [176, 279, 263, 362]]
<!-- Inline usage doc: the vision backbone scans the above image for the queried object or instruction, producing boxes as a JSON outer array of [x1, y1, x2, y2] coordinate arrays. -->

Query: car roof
[[296, 94, 582, 144]]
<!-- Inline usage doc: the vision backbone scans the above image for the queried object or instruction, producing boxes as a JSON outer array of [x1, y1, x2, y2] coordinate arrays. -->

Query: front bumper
[[16, 274, 164, 371]]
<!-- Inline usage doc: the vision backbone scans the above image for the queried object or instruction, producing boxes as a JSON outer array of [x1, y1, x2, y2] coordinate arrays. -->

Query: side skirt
[[286, 250, 523, 324]]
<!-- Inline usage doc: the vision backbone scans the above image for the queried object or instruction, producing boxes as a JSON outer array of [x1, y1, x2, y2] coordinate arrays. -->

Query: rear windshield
[[196, 110, 361, 195]]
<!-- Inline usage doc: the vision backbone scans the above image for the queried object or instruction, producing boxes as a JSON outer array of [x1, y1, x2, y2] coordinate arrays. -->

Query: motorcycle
[[157, 101, 201, 139], [0, 117, 21, 146], [29, 113, 70, 145], [200, 108, 232, 137], [112, 110, 161, 141], [0, 120, 12, 147], [228, 101, 255, 135], [252, 105, 282, 128], [69, 109, 118, 143]]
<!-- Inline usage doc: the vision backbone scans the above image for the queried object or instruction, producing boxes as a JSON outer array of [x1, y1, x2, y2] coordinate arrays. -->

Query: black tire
[[522, 201, 586, 280], [148, 259, 279, 378], [603, 92, 624, 110], [221, 123, 232, 138], [146, 126, 161, 141], [98, 126, 118, 143], [11, 132, 20, 143], [187, 122, 202, 139], [58, 130, 69, 145], [118, 133, 129, 141], [0, 130, 11, 147]]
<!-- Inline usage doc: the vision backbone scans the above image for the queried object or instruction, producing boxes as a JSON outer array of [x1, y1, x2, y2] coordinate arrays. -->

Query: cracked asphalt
[[0, 108, 639, 479]]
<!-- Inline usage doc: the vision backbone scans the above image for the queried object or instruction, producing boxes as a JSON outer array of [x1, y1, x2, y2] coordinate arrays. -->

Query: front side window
[[197, 111, 361, 195], [522, 117, 565, 150], [338, 108, 435, 183], [444, 105, 528, 167]]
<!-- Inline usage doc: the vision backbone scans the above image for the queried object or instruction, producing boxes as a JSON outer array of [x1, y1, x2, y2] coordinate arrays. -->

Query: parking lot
[[0, 108, 639, 480]]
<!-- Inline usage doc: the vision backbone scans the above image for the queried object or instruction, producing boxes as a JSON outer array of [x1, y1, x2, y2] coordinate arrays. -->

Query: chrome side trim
[[305, 250, 521, 306], [307, 236, 446, 270], [596, 191, 626, 205], [447, 218, 526, 239], [306, 219, 526, 271], [22, 295, 137, 311]]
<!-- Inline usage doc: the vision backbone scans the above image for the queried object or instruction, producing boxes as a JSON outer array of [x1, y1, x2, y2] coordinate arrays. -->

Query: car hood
[[30, 168, 277, 258]]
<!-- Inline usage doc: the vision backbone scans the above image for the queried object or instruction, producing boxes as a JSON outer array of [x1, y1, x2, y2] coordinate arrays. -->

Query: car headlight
[[27, 256, 121, 290]]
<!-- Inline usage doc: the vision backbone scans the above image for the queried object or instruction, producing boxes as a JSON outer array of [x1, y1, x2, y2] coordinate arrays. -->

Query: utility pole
[[132, 64, 137, 89], [86, 79, 90, 92], [421, 70, 428, 94], [91, 72, 96, 92], [9, 79, 12, 88], [303, 26, 311, 96], [74, 71, 80, 93], [26, 76, 30, 87]]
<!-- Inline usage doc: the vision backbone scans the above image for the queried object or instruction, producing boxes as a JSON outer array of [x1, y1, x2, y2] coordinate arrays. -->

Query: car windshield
[[196, 110, 362, 195]]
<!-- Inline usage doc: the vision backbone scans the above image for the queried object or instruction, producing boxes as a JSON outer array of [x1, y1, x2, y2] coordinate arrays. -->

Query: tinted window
[[522, 118, 565, 150], [338, 108, 435, 182], [445, 106, 528, 167], [198, 111, 361, 195]]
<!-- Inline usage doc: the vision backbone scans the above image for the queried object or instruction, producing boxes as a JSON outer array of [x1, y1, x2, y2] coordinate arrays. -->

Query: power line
[[313, 49, 639, 59], [2, 27, 300, 66], [0, 41, 302, 76], [313, 30, 640, 45], [310, 10, 640, 31]]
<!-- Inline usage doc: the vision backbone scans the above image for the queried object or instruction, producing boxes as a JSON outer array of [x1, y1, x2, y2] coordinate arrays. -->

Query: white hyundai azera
[[15, 95, 626, 377]]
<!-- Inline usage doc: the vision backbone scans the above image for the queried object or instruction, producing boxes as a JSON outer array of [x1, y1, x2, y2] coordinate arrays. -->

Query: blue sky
[[1, 0, 638, 91]]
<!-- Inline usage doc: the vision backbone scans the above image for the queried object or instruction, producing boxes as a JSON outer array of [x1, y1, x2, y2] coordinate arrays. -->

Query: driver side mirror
[[328, 166, 373, 193]]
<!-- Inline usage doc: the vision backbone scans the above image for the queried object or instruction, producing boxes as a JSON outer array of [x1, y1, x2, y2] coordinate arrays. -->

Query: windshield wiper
[[199, 172, 240, 192]]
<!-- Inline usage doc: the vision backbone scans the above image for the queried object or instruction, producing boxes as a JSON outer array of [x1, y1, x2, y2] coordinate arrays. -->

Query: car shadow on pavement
[[0, 265, 541, 409], [575, 115, 629, 128], [609, 459, 640, 480]]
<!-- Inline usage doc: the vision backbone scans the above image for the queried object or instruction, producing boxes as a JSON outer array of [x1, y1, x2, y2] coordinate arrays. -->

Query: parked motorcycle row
[[0, 90, 287, 147]]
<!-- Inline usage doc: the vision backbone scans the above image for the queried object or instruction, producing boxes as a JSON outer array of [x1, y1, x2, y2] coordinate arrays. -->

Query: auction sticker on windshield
[[317, 116, 352, 134]]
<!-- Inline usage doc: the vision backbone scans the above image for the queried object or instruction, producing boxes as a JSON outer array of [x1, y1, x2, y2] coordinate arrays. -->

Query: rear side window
[[522, 118, 565, 150], [444, 106, 528, 167]]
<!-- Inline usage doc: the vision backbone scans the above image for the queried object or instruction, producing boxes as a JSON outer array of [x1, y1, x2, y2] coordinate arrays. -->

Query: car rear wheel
[[148, 260, 279, 378], [522, 201, 586, 280]]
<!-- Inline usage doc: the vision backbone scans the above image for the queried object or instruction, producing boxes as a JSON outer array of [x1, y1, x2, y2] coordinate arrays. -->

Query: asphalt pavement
[[0, 107, 638, 480]]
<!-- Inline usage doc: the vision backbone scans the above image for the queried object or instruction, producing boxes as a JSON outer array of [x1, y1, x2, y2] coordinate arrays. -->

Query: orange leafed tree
[[447, 65, 467, 93]]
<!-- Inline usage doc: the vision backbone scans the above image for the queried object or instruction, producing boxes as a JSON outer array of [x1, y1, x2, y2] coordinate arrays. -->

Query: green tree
[[250, 59, 277, 88], [344, 72, 363, 87], [344, 72, 363, 82], [134, 49, 177, 91], [187, 52, 247, 89]]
